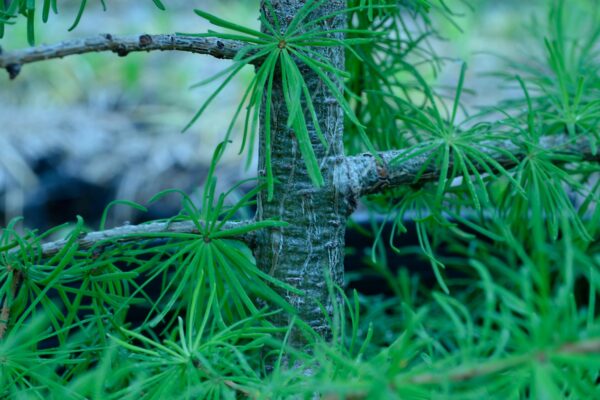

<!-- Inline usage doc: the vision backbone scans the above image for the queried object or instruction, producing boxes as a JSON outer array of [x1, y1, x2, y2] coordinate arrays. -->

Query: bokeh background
[[0, 0, 545, 233]]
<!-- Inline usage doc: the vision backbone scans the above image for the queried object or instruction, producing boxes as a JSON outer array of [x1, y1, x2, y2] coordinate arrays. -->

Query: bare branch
[[5, 219, 256, 259], [0, 34, 246, 79], [340, 134, 599, 198]]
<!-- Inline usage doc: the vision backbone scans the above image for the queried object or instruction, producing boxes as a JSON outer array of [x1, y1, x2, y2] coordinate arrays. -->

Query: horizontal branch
[[407, 337, 600, 385], [0, 34, 246, 79], [341, 134, 599, 198], [324, 337, 600, 398], [5, 219, 256, 259]]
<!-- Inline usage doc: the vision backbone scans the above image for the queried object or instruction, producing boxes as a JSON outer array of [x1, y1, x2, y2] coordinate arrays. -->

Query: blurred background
[[0, 0, 544, 233]]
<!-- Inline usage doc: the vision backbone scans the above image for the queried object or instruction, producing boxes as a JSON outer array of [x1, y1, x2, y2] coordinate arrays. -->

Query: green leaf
[[194, 8, 272, 41], [99, 200, 147, 231], [26, 7, 34, 45], [533, 363, 563, 400], [151, 0, 166, 11], [263, 50, 279, 200], [451, 62, 467, 125], [42, 0, 51, 23], [280, 49, 324, 188], [211, 220, 287, 239], [68, 0, 87, 32], [183, 47, 273, 133]]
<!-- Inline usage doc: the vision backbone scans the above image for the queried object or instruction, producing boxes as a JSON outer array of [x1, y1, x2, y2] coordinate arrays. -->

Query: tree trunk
[[255, 0, 349, 340]]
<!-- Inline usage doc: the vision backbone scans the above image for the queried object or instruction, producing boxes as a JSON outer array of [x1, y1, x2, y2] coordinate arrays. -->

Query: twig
[[4, 219, 257, 259], [0, 265, 22, 340], [0, 34, 246, 79], [223, 380, 255, 398], [323, 338, 600, 399], [406, 338, 600, 385], [342, 134, 599, 198]]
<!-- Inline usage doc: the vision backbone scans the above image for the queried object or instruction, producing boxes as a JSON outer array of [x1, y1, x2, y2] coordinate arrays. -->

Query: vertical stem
[[255, 0, 350, 341], [0, 266, 21, 340]]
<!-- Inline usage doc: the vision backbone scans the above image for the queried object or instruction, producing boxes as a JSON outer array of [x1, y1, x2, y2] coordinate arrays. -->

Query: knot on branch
[[139, 34, 153, 47], [375, 157, 390, 182], [113, 45, 130, 58], [6, 63, 21, 80]]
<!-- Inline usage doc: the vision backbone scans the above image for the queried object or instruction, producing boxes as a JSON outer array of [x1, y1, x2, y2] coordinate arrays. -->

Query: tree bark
[[0, 34, 245, 78], [255, 0, 350, 340], [3, 0, 598, 344], [341, 134, 600, 197]]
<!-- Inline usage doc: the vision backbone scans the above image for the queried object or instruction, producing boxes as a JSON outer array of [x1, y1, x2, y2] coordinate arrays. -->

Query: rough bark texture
[[255, 0, 350, 339], [341, 134, 600, 197], [0, 34, 245, 78], [5, 220, 254, 258]]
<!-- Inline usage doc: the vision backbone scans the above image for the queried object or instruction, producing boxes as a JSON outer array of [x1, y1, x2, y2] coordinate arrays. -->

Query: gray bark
[[341, 134, 600, 198], [255, 0, 350, 339], [0, 34, 245, 78], [5, 220, 254, 258], [12, 128, 593, 262]]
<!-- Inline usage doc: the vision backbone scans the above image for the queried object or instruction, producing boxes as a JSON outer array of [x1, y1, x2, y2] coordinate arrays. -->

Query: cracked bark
[[341, 134, 600, 198], [254, 0, 349, 340], [4, 130, 594, 264]]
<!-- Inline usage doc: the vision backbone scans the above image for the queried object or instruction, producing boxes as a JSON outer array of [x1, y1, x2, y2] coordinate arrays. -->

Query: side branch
[[406, 337, 600, 385], [5, 219, 256, 259], [323, 338, 600, 398], [340, 134, 599, 198], [0, 34, 245, 79]]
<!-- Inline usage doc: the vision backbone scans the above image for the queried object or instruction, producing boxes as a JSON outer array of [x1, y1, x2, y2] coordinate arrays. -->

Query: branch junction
[[341, 134, 599, 198]]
